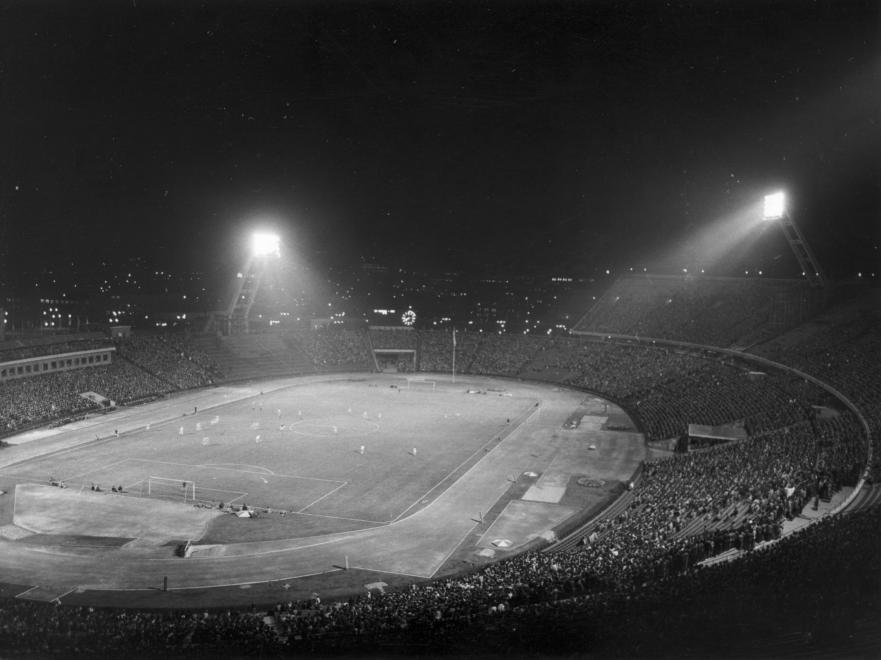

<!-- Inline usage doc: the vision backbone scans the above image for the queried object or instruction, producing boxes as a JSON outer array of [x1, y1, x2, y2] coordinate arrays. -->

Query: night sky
[[2, 0, 879, 283]]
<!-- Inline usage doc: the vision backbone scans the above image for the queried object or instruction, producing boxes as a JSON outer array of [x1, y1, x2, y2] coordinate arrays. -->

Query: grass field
[[3, 377, 536, 540], [0, 374, 645, 605]]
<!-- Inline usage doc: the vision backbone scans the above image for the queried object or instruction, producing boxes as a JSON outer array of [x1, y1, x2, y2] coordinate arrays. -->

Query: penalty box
[[71, 458, 346, 512]]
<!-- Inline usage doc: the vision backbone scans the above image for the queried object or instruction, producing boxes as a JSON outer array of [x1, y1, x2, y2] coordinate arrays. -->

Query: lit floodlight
[[763, 191, 786, 221], [251, 232, 280, 257]]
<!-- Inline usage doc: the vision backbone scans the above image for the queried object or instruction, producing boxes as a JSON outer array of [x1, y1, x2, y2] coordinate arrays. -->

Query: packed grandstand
[[0, 278, 879, 657]]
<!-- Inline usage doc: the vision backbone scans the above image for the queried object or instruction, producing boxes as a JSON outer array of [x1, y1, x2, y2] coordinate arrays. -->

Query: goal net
[[147, 476, 196, 502]]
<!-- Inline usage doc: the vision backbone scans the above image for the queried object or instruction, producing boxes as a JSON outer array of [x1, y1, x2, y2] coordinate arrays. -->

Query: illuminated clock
[[401, 309, 416, 326]]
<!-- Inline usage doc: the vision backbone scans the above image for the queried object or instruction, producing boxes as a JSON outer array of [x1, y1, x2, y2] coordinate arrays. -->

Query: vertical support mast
[[763, 192, 826, 288], [451, 327, 456, 384], [778, 212, 826, 287]]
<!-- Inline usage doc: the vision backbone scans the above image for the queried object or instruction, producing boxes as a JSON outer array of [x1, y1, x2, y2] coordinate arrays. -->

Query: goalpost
[[147, 476, 196, 502]]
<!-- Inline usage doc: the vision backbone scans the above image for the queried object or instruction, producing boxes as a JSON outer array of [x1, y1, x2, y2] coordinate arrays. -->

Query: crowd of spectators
[[467, 333, 547, 376], [415, 329, 481, 373], [456, 502, 881, 657], [417, 331, 828, 443], [0, 360, 170, 433], [161, 334, 224, 380], [0, 370, 96, 431], [574, 275, 819, 348], [0, 333, 223, 433], [0, 300, 878, 656], [368, 327, 417, 350], [1, 321, 866, 652], [0, 337, 109, 362], [1, 500, 876, 656], [287, 328, 373, 371], [0, 603, 279, 656], [115, 334, 215, 390], [751, 292, 881, 480]]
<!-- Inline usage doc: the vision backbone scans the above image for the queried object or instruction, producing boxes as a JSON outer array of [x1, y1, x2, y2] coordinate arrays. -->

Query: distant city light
[[763, 191, 786, 220], [251, 232, 281, 257]]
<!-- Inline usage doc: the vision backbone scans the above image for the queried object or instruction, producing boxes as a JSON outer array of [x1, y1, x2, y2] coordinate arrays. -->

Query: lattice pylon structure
[[778, 212, 827, 288], [224, 255, 268, 335]]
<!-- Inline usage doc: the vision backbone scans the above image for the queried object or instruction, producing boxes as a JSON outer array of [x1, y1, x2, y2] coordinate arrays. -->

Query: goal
[[406, 377, 436, 391], [147, 476, 196, 502]]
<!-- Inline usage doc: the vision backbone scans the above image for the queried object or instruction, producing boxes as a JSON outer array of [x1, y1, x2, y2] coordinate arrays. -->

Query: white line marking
[[123, 478, 145, 492], [14, 586, 39, 599], [296, 481, 349, 513], [347, 564, 433, 579], [277, 510, 387, 525], [151, 531, 377, 561], [62, 458, 128, 484], [0, 377, 591, 589], [392, 400, 540, 522], [93, 568, 344, 592], [429, 523, 481, 579], [473, 500, 514, 548], [129, 458, 343, 484], [54, 587, 77, 602], [200, 463, 275, 476], [223, 492, 247, 505]]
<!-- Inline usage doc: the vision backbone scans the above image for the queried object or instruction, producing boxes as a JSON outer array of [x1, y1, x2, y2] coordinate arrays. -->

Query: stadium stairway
[[114, 352, 180, 392], [189, 334, 316, 382]]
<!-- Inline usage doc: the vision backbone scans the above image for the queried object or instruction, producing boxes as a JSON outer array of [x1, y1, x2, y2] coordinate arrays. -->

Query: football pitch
[[10, 376, 536, 526], [0, 374, 645, 604]]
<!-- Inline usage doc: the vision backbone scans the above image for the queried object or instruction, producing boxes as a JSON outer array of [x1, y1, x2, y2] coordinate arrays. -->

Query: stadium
[[1, 2, 879, 658], [1, 258, 879, 656]]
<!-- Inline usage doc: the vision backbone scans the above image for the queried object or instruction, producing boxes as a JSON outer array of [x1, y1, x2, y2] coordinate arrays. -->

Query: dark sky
[[2, 0, 879, 282]]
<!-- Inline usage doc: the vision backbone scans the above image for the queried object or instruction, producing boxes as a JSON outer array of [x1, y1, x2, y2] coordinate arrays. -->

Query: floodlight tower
[[762, 192, 826, 287], [222, 232, 280, 335]]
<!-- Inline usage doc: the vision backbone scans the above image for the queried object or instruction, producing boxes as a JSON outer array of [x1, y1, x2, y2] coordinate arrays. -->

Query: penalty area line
[[198, 463, 276, 476], [61, 458, 129, 485], [296, 481, 349, 514]]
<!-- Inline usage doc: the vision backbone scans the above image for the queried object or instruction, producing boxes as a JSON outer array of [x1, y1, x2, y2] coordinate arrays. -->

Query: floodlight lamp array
[[251, 232, 281, 257], [763, 192, 786, 221]]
